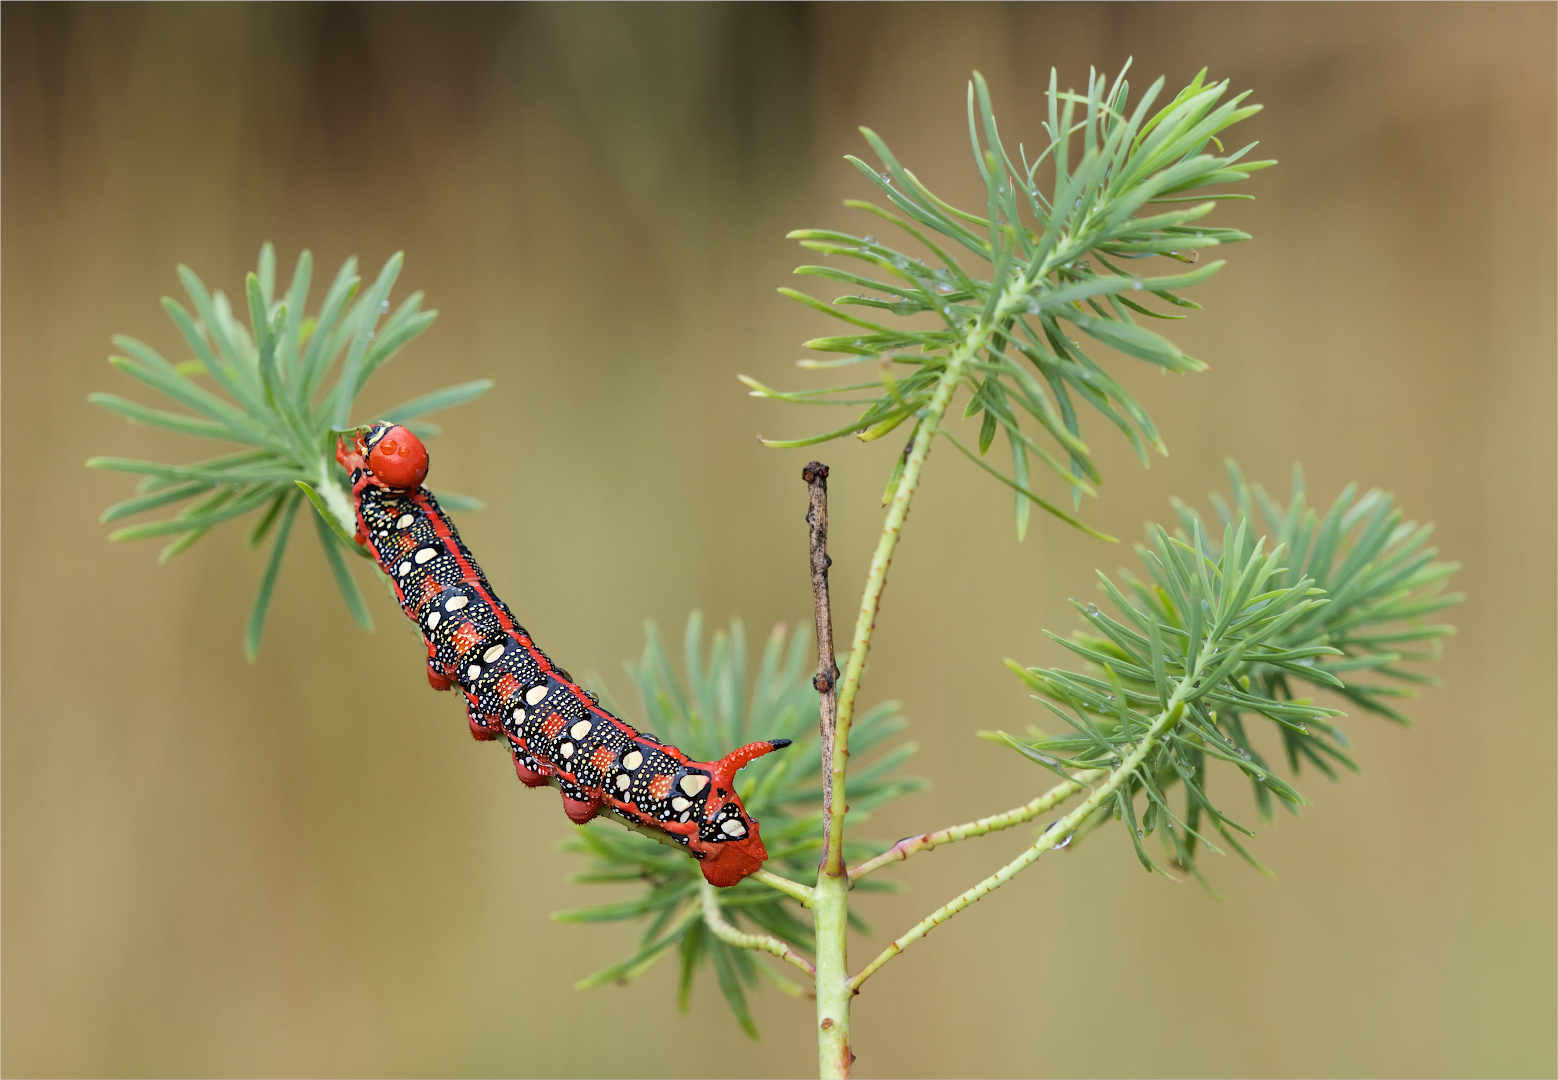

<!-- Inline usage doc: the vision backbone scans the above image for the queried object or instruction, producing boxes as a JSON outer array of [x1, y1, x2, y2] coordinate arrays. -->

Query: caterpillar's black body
[[338, 423, 784, 887]]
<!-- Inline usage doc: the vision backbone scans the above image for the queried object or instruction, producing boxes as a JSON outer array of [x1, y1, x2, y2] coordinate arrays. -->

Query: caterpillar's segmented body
[[338, 423, 785, 887]]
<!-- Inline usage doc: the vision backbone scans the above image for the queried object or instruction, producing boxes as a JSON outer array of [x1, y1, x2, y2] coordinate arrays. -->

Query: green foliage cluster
[[81, 64, 1464, 1069], [555, 616, 923, 1036], [87, 246, 491, 656], [997, 463, 1462, 886], [745, 65, 1271, 536]]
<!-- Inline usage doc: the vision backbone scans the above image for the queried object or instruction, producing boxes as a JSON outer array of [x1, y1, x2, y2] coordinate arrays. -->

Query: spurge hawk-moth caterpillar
[[337, 422, 787, 887]]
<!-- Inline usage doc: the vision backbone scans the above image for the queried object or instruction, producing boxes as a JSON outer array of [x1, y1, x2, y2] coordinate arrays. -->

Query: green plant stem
[[812, 871, 853, 1078], [827, 396, 939, 873], [751, 868, 814, 906], [846, 769, 1103, 883], [815, 267, 1074, 1079], [846, 699, 1190, 992], [701, 883, 818, 980]]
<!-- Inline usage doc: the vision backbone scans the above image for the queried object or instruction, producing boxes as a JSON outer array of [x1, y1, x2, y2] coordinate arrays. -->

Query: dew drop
[[380, 300, 390, 313], [864, 235, 876, 244], [1131, 278, 1144, 291]]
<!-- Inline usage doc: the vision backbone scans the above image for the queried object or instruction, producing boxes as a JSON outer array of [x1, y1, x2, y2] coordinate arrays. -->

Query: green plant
[[719, 65, 1455, 1075], [90, 64, 1460, 1080], [87, 246, 490, 657]]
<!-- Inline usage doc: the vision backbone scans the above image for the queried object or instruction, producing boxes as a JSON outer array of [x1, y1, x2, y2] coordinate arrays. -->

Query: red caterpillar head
[[694, 739, 790, 888], [336, 422, 429, 490]]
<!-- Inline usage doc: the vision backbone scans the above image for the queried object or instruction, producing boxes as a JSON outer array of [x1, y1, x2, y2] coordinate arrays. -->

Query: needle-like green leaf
[[245, 490, 301, 661]]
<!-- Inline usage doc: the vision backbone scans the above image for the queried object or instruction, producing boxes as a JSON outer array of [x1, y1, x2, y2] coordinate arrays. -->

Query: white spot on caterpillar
[[426, 611, 441, 630], [615, 774, 631, 792], [679, 774, 708, 796], [415, 547, 437, 564], [671, 797, 691, 812], [559, 742, 574, 758], [621, 750, 643, 771], [445, 595, 468, 612], [512, 707, 525, 722], [466, 664, 482, 680], [483, 643, 505, 663], [396, 514, 414, 529], [397, 561, 411, 577], [569, 720, 591, 740], [525, 685, 548, 705], [721, 819, 747, 837], [679, 811, 691, 823]]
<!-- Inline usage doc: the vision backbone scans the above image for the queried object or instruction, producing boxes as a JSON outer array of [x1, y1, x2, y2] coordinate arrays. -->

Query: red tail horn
[[711, 739, 792, 786]]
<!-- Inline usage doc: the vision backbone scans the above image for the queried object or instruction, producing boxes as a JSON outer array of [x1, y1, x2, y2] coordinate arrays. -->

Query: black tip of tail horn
[[769, 739, 793, 750]]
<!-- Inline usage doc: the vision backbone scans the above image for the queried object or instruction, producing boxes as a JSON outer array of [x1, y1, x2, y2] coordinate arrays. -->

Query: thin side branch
[[803, 461, 842, 874], [846, 701, 1187, 992], [846, 770, 1102, 883], [752, 867, 814, 906], [701, 882, 817, 980]]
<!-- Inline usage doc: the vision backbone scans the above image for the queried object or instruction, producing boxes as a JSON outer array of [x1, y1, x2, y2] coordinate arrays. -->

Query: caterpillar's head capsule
[[359, 422, 429, 489]]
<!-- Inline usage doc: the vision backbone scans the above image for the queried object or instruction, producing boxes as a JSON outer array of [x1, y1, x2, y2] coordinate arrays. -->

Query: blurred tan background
[[4, 3, 1553, 1077]]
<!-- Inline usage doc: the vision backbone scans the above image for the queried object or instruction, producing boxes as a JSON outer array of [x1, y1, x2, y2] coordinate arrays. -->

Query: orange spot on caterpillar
[[418, 576, 443, 606], [496, 673, 522, 701], [590, 746, 615, 773], [452, 623, 482, 656], [542, 713, 567, 739], [649, 773, 674, 801]]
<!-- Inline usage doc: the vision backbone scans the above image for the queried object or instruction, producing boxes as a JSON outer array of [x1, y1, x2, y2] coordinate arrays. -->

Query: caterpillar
[[336, 422, 787, 887]]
